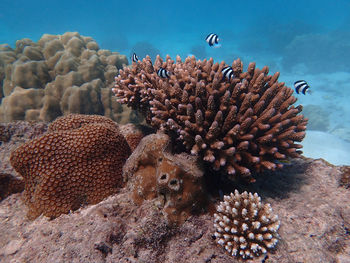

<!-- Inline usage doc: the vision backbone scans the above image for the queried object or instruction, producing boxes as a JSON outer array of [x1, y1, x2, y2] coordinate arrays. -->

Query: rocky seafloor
[[0, 121, 349, 263]]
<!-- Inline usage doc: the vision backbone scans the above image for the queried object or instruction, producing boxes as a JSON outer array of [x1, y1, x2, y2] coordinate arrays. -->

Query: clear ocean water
[[1, 0, 350, 165]]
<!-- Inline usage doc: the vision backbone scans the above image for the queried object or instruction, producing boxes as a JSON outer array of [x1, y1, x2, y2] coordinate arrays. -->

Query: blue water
[[1, 0, 350, 164]]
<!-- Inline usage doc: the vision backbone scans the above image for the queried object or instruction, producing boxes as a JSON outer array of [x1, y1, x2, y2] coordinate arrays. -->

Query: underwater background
[[1, 0, 350, 165]]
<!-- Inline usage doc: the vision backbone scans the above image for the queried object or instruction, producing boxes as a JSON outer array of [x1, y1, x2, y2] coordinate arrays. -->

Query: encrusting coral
[[10, 114, 131, 219], [123, 132, 207, 225], [113, 55, 308, 182], [214, 190, 280, 260]]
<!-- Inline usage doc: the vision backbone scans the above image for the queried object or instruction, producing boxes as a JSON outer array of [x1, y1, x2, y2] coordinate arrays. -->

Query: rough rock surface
[[0, 162, 349, 262], [0, 122, 349, 262]]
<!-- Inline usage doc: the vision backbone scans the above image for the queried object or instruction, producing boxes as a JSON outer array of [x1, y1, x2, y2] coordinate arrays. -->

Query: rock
[[0, 121, 349, 262]]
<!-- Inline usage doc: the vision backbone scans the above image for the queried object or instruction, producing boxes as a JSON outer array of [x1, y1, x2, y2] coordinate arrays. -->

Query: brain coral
[[214, 190, 280, 260], [123, 132, 207, 225], [113, 55, 308, 181], [0, 32, 142, 124], [10, 114, 131, 219]]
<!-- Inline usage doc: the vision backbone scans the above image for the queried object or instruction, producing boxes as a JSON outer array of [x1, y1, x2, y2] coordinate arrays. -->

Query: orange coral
[[10, 114, 131, 219], [123, 132, 206, 225], [113, 55, 308, 182]]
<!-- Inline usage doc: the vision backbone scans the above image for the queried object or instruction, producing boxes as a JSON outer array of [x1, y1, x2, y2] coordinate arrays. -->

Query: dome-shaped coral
[[213, 190, 280, 259], [10, 114, 131, 219], [113, 55, 308, 181], [0, 32, 138, 123]]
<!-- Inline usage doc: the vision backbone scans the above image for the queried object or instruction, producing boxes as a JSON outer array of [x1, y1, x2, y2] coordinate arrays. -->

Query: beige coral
[[214, 190, 280, 259], [10, 114, 131, 219], [113, 55, 307, 181], [0, 32, 140, 123]]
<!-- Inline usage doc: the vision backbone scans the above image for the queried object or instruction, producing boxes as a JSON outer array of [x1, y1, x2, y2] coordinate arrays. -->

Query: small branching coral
[[213, 190, 280, 259], [113, 55, 307, 182]]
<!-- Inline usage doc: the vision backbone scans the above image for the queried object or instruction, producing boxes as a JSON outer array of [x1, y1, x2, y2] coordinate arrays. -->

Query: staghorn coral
[[214, 190, 280, 260], [123, 132, 207, 225], [10, 114, 131, 219], [113, 55, 308, 181], [0, 32, 143, 124]]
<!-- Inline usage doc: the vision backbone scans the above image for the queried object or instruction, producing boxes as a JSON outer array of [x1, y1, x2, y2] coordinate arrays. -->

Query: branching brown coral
[[10, 114, 131, 219], [113, 55, 307, 181]]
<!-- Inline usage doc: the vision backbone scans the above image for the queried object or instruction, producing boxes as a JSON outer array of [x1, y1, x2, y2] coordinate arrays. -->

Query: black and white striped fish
[[131, 53, 139, 63], [205, 33, 220, 47], [222, 66, 234, 80], [157, 68, 170, 78], [294, 80, 311, 95]]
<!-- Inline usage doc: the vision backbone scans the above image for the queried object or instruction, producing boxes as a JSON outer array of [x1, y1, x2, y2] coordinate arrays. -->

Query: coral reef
[[0, 173, 24, 201], [213, 190, 280, 259], [1, 159, 349, 263], [0, 32, 143, 124], [123, 132, 207, 225], [130, 41, 162, 62], [9, 114, 131, 219], [113, 55, 307, 181], [282, 31, 350, 74], [302, 104, 330, 131]]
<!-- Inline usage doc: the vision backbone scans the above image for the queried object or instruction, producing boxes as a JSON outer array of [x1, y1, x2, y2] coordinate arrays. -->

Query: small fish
[[222, 66, 234, 80], [294, 80, 311, 95], [131, 53, 139, 63], [157, 68, 170, 78], [205, 33, 220, 47], [274, 159, 292, 166]]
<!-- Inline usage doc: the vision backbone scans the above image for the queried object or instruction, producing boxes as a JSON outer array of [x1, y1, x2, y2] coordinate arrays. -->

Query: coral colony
[[214, 190, 280, 259], [113, 55, 307, 182], [5, 47, 309, 260], [0, 32, 128, 123], [10, 114, 131, 219]]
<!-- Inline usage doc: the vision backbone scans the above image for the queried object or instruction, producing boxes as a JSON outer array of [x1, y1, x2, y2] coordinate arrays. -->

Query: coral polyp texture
[[0, 32, 142, 123], [113, 55, 308, 181], [10, 114, 131, 219], [123, 132, 207, 225], [214, 190, 280, 260]]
